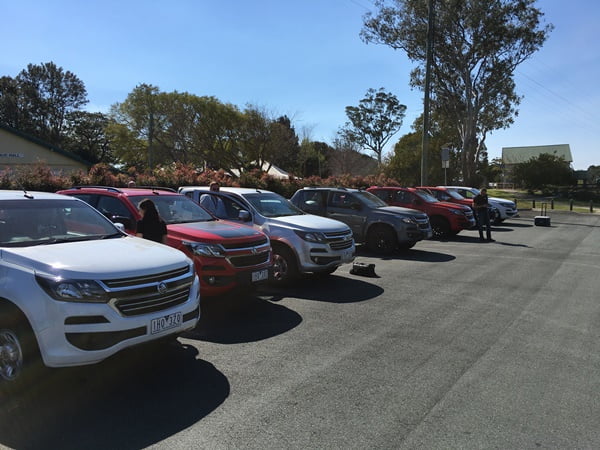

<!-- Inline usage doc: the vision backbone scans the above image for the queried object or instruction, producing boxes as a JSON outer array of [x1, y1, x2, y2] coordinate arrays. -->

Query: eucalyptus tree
[[361, 0, 553, 184], [340, 87, 407, 165], [0, 62, 88, 146]]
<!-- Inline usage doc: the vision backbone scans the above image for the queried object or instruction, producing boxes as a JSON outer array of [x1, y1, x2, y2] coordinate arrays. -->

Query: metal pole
[[421, 0, 435, 186]]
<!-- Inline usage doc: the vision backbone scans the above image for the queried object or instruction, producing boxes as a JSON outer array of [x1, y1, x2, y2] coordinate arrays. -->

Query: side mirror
[[238, 210, 252, 222], [113, 222, 126, 233], [111, 216, 132, 230]]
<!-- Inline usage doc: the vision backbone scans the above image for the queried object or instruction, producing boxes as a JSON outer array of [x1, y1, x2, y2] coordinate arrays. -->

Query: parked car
[[57, 186, 272, 297], [419, 186, 498, 225], [438, 186, 519, 224], [290, 187, 432, 254], [0, 190, 200, 391], [367, 186, 475, 238], [178, 186, 355, 285]]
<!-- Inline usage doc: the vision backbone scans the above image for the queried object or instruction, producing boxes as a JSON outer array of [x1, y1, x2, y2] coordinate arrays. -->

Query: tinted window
[[0, 199, 120, 247], [128, 195, 214, 224], [243, 192, 302, 217]]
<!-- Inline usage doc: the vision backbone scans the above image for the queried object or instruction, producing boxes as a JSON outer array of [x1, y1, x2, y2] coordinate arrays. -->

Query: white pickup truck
[[0, 191, 200, 392], [179, 186, 355, 285]]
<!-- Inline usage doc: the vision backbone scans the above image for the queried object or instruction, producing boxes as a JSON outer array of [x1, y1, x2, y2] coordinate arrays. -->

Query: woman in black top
[[136, 199, 168, 244]]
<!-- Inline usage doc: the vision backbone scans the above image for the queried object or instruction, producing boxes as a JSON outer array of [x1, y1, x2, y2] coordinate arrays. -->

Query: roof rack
[[130, 186, 177, 193], [69, 186, 123, 193], [67, 185, 177, 194]]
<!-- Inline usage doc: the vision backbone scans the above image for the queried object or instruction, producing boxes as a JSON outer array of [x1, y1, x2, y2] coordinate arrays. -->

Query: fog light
[[207, 276, 216, 285]]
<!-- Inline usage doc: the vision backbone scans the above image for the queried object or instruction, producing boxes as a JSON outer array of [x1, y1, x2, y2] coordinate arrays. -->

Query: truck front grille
[[325, 230, 354, 250], [229, 251, 270, 268], [102, 265, 195, 317]]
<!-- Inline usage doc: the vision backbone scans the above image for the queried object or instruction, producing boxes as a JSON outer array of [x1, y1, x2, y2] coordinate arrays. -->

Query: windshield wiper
[[100, 232, 125, 239]]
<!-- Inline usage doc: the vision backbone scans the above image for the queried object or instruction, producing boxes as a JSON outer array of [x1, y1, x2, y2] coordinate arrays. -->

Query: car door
[[293, 190, 327, 216], [195, 192, 243, 221], [326, 192, 366, 239]]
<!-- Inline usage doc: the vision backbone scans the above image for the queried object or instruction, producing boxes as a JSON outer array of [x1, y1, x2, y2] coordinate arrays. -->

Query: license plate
[[252, 269, 269, 282], [150, 312, 182, 334]]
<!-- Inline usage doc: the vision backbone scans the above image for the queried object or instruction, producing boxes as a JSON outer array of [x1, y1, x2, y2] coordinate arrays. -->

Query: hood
[[1, 236, 190, 279], [167, 219, 265, 242], [265, 214, 350, 233], [489, 197, 515, 206], [377, 206, 426, 218], [436, 201, 471, 211]]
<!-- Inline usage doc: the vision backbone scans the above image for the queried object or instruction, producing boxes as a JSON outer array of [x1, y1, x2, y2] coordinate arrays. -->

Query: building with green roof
[[501, 144, 572, 185]]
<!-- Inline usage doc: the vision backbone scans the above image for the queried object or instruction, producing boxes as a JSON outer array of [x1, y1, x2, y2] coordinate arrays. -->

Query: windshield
[[129, 195, 214, 224], [0, 199, 122, 247], [414, 190, 439, 203], [445, 189, 467, 200], [243, 192, 304, 218], [353, 191, 388, 208]]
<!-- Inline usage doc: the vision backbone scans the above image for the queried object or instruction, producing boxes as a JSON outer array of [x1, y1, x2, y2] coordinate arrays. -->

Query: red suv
[[417, 186, 497, 224], [57, 186, 272, 297], [367, 186, 475, 238]]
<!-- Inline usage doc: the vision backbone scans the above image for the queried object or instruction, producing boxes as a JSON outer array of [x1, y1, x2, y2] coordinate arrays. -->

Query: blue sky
[[2, 0, 598, 170]]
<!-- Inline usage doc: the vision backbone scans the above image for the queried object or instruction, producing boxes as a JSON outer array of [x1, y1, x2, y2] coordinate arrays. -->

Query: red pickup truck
[[57, 186, 272, 297], [367, 186, 475, 238]]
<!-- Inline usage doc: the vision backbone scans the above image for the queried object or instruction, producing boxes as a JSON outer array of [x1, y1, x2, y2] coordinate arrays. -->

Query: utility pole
[[421, 0, 435, 186], [148, 111, 154, 170]]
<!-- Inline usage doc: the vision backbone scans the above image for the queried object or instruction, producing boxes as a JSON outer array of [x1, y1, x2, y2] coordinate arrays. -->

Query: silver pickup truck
[[179, 186, 355, 285], [290, 187, 432, 254]]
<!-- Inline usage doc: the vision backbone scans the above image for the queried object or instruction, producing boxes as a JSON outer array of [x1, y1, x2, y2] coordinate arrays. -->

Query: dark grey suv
[[290, 187, 432, 254]]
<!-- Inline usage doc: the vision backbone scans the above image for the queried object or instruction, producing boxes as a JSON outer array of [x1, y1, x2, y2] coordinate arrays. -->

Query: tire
[[0, 308, 41, 395], [366, 225, 398, 254], [271, 245, 299, 286], [430, 216, 451, 239], [492, 209, 503, 225]]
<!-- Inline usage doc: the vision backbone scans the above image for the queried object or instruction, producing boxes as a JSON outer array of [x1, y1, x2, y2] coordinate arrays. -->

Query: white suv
[[439, 186, 519, 224], [179, 187, 355, 285], [0, 191, 200, 391]]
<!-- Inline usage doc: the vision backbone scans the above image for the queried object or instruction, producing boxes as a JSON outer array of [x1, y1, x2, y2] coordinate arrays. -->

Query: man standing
[[199, 181, 227, 218], [473, 188, 494, 242]]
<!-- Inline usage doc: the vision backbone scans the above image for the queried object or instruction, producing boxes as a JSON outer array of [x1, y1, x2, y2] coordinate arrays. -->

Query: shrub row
[[1, 163, 402, 198]]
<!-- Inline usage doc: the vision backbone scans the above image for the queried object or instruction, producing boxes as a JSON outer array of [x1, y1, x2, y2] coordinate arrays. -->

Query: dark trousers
[[476, 208, 492, 240]]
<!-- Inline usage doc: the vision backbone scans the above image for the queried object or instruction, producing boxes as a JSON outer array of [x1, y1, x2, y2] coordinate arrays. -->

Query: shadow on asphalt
[[548, 220, 600, 228], [354, 245, 455, 262], [257, 273, 384, 304], [185, 294, 303, 344], [0, 343, 228, 450], [499, 221, 534, 228]]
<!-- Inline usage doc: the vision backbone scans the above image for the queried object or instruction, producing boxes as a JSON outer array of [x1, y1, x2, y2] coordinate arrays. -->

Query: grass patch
[[487, 189, 597, 213]]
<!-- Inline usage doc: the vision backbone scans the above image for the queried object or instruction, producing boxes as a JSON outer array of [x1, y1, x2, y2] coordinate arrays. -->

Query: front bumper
[[293, 237, 355, 273], [37, 275, 201, 367]]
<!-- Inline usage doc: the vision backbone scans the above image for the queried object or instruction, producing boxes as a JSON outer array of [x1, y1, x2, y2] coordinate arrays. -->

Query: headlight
[[183, 241, 226, 257], [499, 202, 514, 208], [294, 230, 328, 243], [35, 275, 109, 302], [448, 208, 464, 215], [401, 217, 416, 224]]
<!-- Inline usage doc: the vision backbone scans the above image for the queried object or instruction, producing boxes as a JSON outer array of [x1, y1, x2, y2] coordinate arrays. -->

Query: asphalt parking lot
[[2, 210, 600, 449]]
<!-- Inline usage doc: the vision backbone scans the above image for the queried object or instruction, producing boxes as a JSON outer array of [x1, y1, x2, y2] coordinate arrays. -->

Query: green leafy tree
[[361, 0, 553, 184], [109, 84, 161, 169], [269, 115, 300, 173], [586, 165, 600, 185], [0, 76, 21, 128], [0, 62, 88, 147], [63, 111, 113, 164], [512, 153, 576, 191], [339, 88, 407, 165], [16, 62, 87, 145]]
